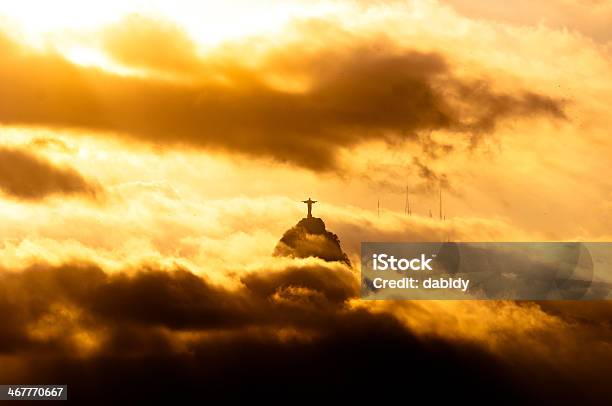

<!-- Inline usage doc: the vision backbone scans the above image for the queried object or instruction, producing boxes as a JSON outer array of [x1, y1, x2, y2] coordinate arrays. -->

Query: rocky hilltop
[[274, 216, 351, 267]]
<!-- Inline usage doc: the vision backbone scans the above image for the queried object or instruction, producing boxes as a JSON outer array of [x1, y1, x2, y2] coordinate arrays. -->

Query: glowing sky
[[0, 1, 611, 399]]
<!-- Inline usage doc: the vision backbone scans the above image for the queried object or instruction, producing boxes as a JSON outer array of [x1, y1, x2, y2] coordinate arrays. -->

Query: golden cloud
[[0, 20, 565, 171]]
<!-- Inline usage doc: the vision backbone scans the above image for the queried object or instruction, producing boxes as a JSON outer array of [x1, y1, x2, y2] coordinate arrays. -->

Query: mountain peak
[[274, 216, 351, 267]]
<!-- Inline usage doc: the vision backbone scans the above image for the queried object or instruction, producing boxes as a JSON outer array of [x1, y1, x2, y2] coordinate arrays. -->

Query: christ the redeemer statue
[[302, 198, 317, 218]]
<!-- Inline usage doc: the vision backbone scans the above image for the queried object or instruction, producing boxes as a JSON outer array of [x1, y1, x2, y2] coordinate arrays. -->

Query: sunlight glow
[[0, 0, 344, 47]]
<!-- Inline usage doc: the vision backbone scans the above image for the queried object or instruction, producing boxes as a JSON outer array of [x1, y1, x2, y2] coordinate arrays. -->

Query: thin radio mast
[[439, 186, 442, 220], [404, 185, 411, 216]]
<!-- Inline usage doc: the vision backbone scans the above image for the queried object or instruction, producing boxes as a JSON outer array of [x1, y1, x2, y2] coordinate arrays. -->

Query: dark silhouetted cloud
[[0, 261, 610, 402], [0, 24, 565, 171], [0, 147, 99, 200]]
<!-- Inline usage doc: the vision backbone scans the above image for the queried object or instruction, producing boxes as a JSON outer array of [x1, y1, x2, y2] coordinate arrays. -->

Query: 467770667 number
[[1, 385, 67, 400]]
